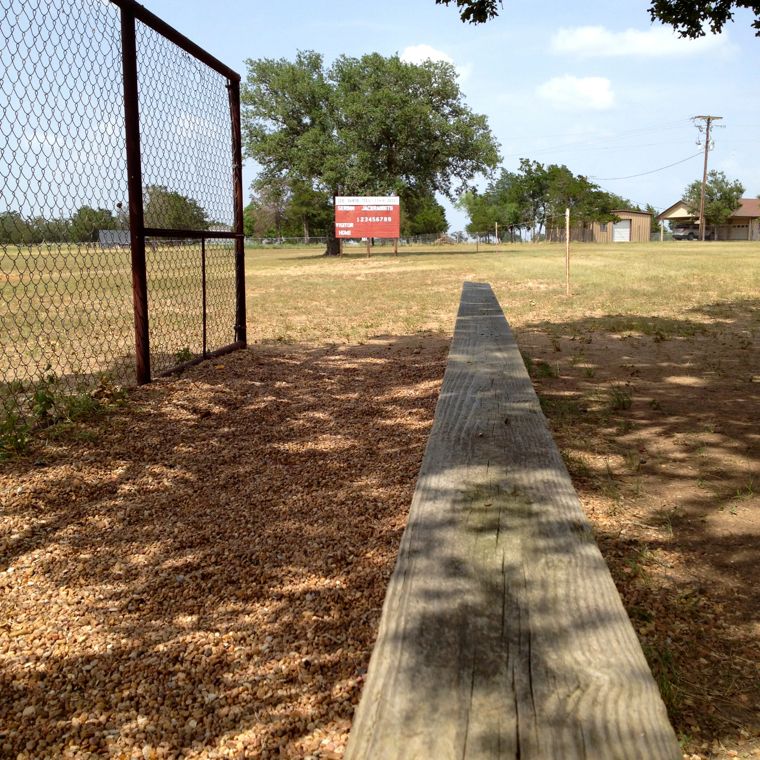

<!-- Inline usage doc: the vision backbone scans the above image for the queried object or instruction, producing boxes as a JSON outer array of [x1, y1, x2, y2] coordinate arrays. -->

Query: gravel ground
[[0, 338, 448, 759], [4, 324, 758, 760]]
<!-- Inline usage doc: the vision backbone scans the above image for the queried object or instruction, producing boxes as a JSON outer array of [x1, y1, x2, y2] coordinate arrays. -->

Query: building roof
[[734, 198, 760, 217], [656, 200, 689, 221], [613, 208, 651, 217], [658, 197, 760, 222]]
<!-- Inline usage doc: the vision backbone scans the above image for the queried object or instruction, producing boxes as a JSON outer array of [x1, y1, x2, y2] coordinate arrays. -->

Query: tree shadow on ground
[[276, 246, 522, 263], [347, 294, 680, 757], [0, 335, 448, 758], [513, 297, 760, 751], [2, 295, 758, 757]]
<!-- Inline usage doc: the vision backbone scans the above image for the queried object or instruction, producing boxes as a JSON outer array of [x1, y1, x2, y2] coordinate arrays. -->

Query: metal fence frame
[[113, 0, 246, 384], [1, 0, 245, 401]]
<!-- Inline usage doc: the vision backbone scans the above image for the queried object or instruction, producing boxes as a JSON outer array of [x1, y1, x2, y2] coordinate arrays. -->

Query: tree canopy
[[435, 0, 502, 24], [435, 0, 760, 36], [645, 203, 661, 232], [400, 190, 448, 237], [648, 0, 759, 36], [69, 206, 116, 243], [143, 185, 209, 231], [683, 170, 744, 229], [244, 177, 331, 240], [242, 50, 499, 253]]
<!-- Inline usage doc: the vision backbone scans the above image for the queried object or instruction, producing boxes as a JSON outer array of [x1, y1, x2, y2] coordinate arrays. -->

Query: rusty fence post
[[201, 237, 208, 357], [227, 78, 247, 346], [120, 6, 151, 384]]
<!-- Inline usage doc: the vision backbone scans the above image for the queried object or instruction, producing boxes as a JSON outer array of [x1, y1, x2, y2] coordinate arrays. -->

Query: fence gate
[[0, 0, 245, 426], [117, 0, 246, 382]]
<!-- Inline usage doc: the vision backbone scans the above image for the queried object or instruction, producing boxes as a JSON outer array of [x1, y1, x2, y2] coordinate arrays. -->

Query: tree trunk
[[324, 193, 340, 255], [303, 217, 309, 245], [324, 226, 341, 255]]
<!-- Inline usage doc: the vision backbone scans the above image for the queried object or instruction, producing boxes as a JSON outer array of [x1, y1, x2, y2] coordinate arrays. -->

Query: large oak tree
[[242, 51, 499, 255]]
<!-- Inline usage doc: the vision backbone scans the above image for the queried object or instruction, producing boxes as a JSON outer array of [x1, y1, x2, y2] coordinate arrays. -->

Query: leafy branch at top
[[434, 0, 760, 36]]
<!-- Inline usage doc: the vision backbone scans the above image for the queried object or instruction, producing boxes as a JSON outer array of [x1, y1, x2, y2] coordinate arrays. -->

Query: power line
[[590, 152, 702, 181], [502, 120, 694, 158], [506, 117, 691, 145], [507, 139, 689, 159]]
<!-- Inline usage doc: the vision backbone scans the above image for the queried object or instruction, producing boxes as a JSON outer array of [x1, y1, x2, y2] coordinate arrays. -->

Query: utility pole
[[693, 115, 723, 241]]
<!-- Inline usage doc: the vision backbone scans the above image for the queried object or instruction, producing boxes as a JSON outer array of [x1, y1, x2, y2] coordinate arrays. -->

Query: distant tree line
[[0, 206, 120, 245], [0, 185, 210, 245], [458, 159, 638, 240]]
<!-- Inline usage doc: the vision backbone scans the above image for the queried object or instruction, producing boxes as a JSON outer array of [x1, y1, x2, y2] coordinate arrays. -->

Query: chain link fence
[[1, 0, 245, 446], [242, 233, 464, 248]]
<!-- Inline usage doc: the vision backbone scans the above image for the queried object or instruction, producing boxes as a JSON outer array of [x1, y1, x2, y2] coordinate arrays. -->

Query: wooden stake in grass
[[565, 207, 571, 296], [366, 238, 371, 258]]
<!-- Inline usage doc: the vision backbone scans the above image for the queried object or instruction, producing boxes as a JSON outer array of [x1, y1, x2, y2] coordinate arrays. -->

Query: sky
[[142, 0, 760, 232]]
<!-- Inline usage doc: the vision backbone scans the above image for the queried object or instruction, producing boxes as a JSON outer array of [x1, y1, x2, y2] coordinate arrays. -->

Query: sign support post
[[565, 207, 571, 296], [335, 196, 400, 254]]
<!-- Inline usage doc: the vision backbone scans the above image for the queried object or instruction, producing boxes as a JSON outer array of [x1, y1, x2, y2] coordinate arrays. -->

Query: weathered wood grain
[[345, 282, 680, 760]]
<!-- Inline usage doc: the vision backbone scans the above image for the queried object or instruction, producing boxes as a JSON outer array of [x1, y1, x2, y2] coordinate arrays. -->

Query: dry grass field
[[2, 240, 759, 759], [247, 240, 760, 345]]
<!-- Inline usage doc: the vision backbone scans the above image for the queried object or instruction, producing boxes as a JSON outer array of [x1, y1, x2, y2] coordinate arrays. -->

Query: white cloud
[[400, 44, 472, 81], [401, 44, 453, 66], [536, 75, 615, 111], [551, 25, 728, 58]]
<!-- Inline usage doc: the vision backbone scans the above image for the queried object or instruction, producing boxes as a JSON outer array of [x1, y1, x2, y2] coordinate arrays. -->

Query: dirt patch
[[517, 304, 760, 759], [0, 337, 448, 759]]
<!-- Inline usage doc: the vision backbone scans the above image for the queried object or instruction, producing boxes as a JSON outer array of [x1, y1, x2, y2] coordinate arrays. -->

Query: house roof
[[656, 200, 689, 221], [734, 198, 760, 217], [657, 197, 760, 222]]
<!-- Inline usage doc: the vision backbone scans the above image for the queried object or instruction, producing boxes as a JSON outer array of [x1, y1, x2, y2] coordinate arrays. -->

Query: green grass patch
[[608, 384, 633, 412], [1, 370, 126, 458]]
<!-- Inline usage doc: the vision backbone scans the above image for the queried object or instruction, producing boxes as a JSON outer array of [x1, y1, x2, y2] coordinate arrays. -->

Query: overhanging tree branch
[[434, 0, 760, 35]]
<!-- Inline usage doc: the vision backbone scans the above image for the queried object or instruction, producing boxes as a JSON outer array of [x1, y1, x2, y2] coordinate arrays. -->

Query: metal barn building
[[548, 209, 652, 243]]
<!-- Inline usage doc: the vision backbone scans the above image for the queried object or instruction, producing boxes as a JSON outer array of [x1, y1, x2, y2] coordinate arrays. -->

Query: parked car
[[672, 225, 714, 240]]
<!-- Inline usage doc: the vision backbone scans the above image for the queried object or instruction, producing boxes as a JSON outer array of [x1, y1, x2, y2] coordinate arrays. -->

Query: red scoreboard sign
[[335, 196, 400, 239]]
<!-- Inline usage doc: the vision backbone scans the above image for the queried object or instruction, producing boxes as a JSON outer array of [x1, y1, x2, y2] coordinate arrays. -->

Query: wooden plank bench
[[345, 282, 680, 760]]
